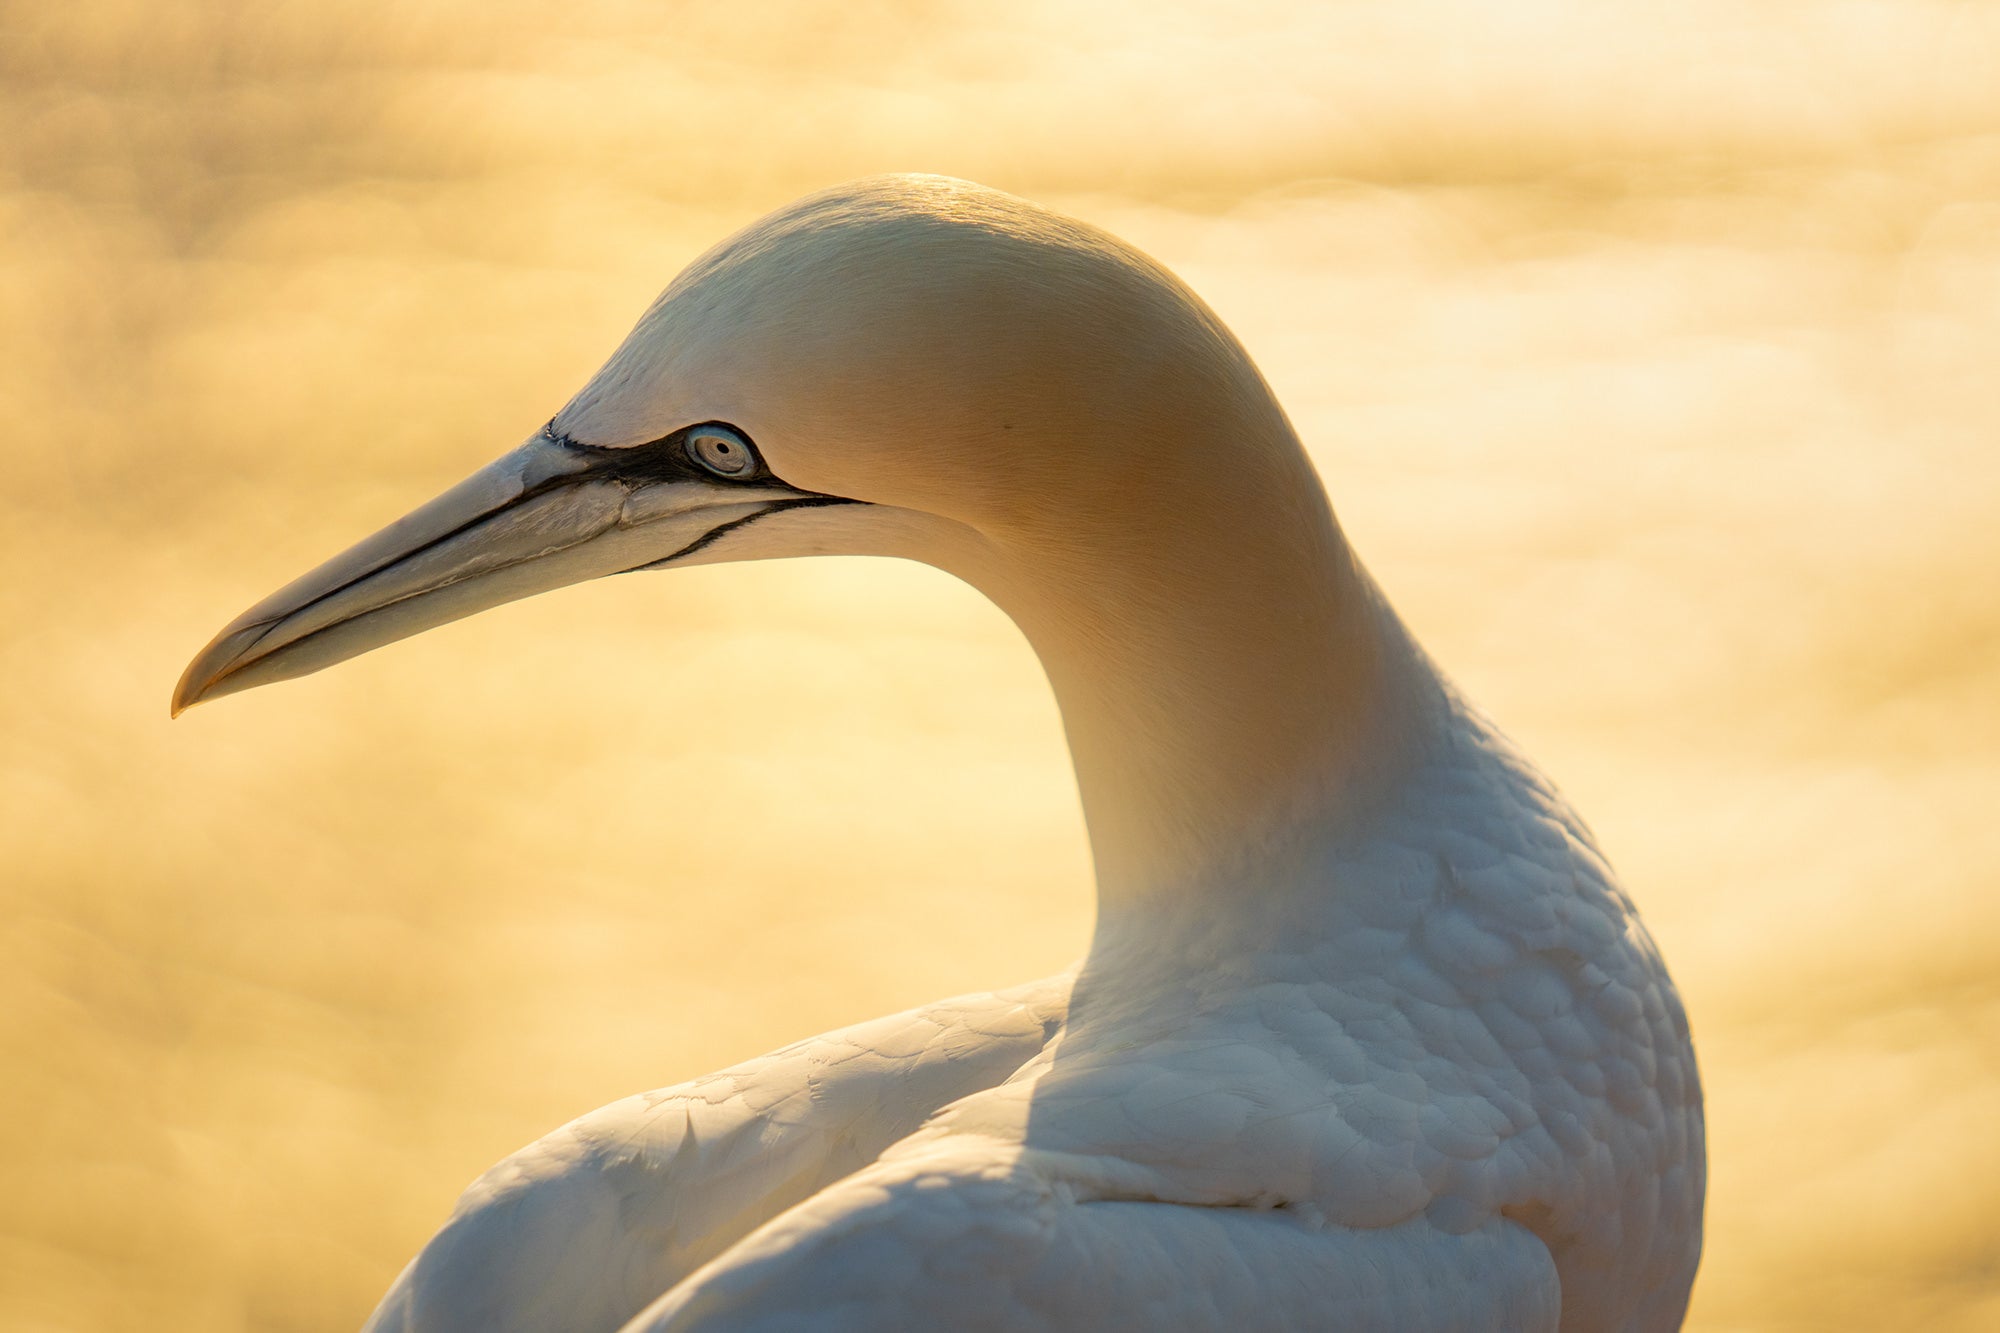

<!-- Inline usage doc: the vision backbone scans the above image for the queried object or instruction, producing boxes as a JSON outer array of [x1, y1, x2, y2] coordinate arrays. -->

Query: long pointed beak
[[173, 429, 839, 716]]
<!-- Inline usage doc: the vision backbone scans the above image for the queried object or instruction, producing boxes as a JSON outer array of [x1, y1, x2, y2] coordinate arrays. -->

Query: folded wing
[[364, 976, 1068, 1333]]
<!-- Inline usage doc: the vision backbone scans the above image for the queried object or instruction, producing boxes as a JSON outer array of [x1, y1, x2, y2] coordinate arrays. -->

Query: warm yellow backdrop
[[5, 2, 1998, 1329]]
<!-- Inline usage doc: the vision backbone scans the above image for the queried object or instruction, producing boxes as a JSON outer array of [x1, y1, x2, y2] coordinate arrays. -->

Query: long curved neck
[[977, 391, 1449, 908]]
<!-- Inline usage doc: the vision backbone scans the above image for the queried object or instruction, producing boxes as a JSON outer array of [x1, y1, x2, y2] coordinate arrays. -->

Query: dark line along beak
[[172, 428, 848, 716]]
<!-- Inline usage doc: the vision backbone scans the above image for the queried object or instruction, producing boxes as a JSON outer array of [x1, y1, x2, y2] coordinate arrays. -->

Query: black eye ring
[[686, 424, 757, 478]]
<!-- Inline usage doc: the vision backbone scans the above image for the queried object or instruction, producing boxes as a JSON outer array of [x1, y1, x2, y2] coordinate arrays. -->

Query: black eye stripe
[[543, 420, 767, 485]]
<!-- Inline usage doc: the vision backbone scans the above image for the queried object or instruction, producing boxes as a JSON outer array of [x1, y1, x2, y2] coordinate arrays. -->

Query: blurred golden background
[[4, 1, 1998, 1328]]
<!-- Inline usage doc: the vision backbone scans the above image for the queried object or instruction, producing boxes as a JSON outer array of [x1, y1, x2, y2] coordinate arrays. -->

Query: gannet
[[174, 175, 1704, 1332]]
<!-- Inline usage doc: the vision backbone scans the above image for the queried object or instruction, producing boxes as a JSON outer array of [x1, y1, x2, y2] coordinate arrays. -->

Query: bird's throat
[[977, 434, 1447, 911]]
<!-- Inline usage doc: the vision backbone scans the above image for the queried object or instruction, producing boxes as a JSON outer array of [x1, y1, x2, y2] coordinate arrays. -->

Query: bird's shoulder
[[890, 717, 1703, 1323]]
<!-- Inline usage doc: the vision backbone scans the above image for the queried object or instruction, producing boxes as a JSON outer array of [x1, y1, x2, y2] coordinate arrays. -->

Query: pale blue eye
[[687, 425, 755, 477]]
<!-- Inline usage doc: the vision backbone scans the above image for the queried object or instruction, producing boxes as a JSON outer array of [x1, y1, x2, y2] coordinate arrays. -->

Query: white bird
[[175, 175, 1703, 1332]]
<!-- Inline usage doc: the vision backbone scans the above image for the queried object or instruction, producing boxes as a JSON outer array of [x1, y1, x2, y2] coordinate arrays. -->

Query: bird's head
[[173, 175, 1301, 717]]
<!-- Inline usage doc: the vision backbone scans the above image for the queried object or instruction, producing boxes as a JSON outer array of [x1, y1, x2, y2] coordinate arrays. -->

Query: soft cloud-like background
[[4, 1, 1998, 1328]]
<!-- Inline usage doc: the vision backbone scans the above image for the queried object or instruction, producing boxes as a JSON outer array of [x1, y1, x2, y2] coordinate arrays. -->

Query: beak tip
[[171, 666, 209, 719], [174, 621, 264, 720]]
